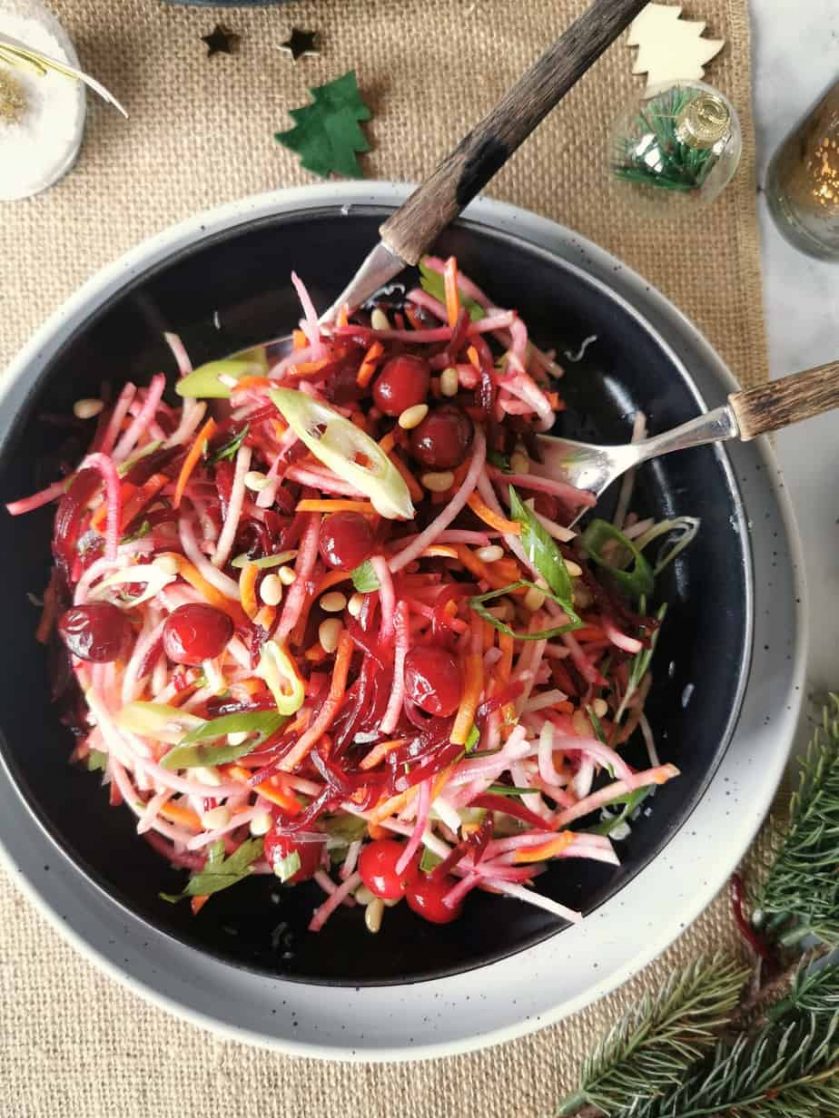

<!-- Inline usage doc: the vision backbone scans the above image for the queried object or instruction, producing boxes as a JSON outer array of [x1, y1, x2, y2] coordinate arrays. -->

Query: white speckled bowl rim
[[0, 183, 806, 1061]]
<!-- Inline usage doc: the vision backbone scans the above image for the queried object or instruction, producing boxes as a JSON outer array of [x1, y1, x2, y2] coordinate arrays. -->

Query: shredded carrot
[[367, 785, 418, 825], [367, 821, 388, 840], [296, 499, 375, 514], [359, 738, 407, 770], [254, 605, 276, 630], [421, 545, 459, 559], [466, 344, 481, 369], [556, 700, 575, 715], [356, 340, 384, 387], [314, 569, 353, 594], [450, 617, 484, 745], [287, 357, 331, 379], [498, 632, 515, 682], [482, 620, 496, 651], [171, 555, 244, 622], [336, 303, 349, 328], [160, 801, 202, 831], [191, 895, 210, 916], [444, 256, 460, 327], [378, 429, 397, 455], [226, 762, 304, 814], [466, 491, 522, 534], [174, 417, 216, 509], [305, 644, 328, 662], [239, 562, 260, 619], [231, 375, 271, 393], [280, 629, 354, 772], [453, 544, 511, 591], [292, 328, 308, 350], [493, 557, 523, 584], [513, 832, 575, 863], [388, 450, 424, 503]]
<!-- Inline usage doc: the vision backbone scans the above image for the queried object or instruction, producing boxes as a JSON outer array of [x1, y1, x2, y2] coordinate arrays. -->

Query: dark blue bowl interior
[[0, 208, 750, 984]]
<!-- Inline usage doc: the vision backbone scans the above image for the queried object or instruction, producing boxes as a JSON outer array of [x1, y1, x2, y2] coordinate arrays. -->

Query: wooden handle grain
[[378, 0, 648, 265], [729, 360, 839, 440]]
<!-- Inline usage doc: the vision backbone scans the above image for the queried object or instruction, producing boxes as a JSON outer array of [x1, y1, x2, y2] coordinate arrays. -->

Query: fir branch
[[754, 696, 839, 947], [556, 954, 749, 1117], [625, 962, 839, 1118]]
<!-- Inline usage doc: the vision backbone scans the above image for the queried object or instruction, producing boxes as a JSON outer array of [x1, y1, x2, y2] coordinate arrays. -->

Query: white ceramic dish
[[0, 183, 805, 1060]]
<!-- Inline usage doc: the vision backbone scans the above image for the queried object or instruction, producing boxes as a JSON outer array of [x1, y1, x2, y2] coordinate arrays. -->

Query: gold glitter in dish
[[0, 67, 26, 125]]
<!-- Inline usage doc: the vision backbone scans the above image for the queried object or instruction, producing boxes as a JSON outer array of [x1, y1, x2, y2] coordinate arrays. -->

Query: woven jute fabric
[[1, 1, 769, 1115]]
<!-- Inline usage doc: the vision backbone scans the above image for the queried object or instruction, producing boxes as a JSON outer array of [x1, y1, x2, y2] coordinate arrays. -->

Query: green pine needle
[[556, 954, 749, 1117], [754, 695, 839, 946], [612, 86, 716, 194], [625, 963, 839, 1118]]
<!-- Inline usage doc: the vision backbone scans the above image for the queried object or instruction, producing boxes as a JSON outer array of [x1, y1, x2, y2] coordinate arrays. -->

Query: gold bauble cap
[[675, 92, 731, 150]]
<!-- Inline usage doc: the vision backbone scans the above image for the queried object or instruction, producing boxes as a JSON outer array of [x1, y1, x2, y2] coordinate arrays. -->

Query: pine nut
[[510, 451, 530, 474], [73, 398, 104, 420], [572, 710, 591, 737], [320, 591, 347, 613], [202, 806, 230, 829], [565, 559, 583, 578], [193, 766, 222, 787], [227, 731, 249, 746], [398, 403, 429, 430], [278, 566, 296, 586], [259, 573, 283, 606], [154, 554, 179, 576], [355, 884, 375, 905], [440, 367, 459, 397], [421, 470, 455, 492], [370, 308, 390, 331], [592, 698, 609, 719], [476, 545, 504, 563], [244, 470, 270, 492], [524, 586, 546, 611], [365, 896, 385, 933], [319, 618, 343, 653], [249, 810, 273, 837], [347, 592, 364, 617]]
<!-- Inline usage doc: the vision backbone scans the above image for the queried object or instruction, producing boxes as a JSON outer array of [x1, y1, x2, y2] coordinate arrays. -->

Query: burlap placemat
[[0, 1, 769, 1114]]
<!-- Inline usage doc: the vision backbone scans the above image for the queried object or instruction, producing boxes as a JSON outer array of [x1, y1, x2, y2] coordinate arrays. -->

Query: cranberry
[[264, 827, 323, 884], [406, 873, 463, 924], [372, 355, 431, 416], [358, 839, 418, 900], [404, 645, 462, 717], [409, 405, 473, 470], [58, 603, 132, 663], [162, 603, 233, 666], [319, 511, 376, 571]]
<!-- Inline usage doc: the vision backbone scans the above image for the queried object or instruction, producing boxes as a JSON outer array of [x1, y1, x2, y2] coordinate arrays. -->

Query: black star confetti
[[279, 28, 320, 63], [201, 25, 239, 58]]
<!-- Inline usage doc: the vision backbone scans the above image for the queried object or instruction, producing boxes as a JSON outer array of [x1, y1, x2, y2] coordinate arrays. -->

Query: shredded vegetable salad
[[8, 256, 699, 933]]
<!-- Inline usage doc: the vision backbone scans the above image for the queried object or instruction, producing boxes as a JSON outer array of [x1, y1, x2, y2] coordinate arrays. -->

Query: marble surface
[[752, 0, 839, 697]]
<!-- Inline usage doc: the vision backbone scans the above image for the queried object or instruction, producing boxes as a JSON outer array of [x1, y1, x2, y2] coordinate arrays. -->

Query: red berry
[[58, 603, 132, 663], [358, 839, 418, 900], [264, 827, 323, 884], [406, 873, 463, 924], [319, 511, 376, 571], [409, 405, 473, 469], [372, 355, 431, 417], [162, 603, 233, 666], [404, 645, 462, 717]]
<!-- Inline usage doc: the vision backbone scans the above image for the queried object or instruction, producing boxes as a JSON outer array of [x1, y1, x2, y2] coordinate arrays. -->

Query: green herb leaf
[[580, 518, 655, 600], [419, 848, 443, 873], [160, 710, 286, 770], [120, 519, 151, 544], [274, 850, 301, 883], [418, 259, 485, 322], [86, 749, 108, 772], [210, 423, 249, 464], [322, 814, 368, 844], [509, 486, 575, 606], [615, 601, 667, 723], [351, 559, 380, 593], [487, 448, 512, 473], [486, 783, 537, 797], [633, 515, 701, 575], [230, 550, 297, 571], [465, 724, 480, 753], [469, 580, 581, 642], [274, 70, 372, 179], [179, 838, 264, 898], [590, 786, 653, 836]]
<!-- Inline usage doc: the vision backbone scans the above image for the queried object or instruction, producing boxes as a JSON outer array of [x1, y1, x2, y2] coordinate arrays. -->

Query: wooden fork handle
[[729, 359, 839, 440], [379, 0, 648, 265]]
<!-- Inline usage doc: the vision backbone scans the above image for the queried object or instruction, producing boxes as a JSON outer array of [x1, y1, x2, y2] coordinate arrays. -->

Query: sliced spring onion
[[418, 260, 484, 322], [419, 847, 444, 873], [230, 550, 298, 571], [116, 701, 202, 744], [486, 448, 512, 473], [465, 724, 480, 753], [175, 349, 268, 399], [86, 749, 108, 772], [210, 423, 249, 464], [93, 564, 176, 607], [350, 559, 380, 593], [269, 389, 414, 520], [589, 786, 653, 837], [256, 638, 306, 716], [509, 485, 575, 607], [469, 580, 581, 641], [633, 516, 701, 575], [160, 710, 286, 770], [615, 601, 667, 722], [273, 850, 301, 882], [579, 518, 654, 600]]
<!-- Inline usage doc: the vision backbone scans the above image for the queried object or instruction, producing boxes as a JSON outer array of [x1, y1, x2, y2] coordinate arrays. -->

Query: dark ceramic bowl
[[0, 194, 751, 986]]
